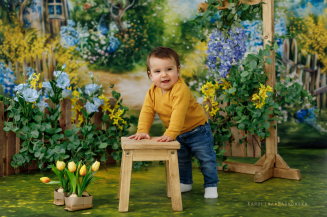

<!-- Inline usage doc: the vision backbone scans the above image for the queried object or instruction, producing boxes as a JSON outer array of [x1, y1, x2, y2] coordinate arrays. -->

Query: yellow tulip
[[79, 165, 87, 176], [40, 177, 50, 183], [56, 161, 66, 171], [91, 160, 100, 172], [68, 161, 76, 173]]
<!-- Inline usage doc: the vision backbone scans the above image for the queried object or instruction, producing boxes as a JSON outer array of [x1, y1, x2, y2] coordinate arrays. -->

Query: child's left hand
[[155, 134, 174, 142]]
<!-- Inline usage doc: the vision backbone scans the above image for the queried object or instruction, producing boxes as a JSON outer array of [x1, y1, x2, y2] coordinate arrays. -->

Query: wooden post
[[15, 61, 20, 82], [59, 98, 72, 134], [35, 55, 41, 76], [315, 67, 321, 109], [282, 39, 290, 75], [4, 112, 16, 176], [42, 52, 48, 81], [30, 56, 34, 69], [322, 73, 327, 109], [94, 107, 103, 131], [304, 55, 311, 92], [310, 54, 318, 95], [263, 0, 276, 156], [48, 52, 54, 80], [23, 58, 28, 81], [0, 102, 4, 177]]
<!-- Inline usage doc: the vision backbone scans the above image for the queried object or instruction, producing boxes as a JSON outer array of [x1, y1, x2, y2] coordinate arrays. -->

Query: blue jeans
[[175, 122, 219, 188]]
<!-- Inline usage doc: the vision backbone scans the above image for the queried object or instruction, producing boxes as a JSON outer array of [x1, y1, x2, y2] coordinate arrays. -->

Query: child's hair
[[146, 46, 180, 79]]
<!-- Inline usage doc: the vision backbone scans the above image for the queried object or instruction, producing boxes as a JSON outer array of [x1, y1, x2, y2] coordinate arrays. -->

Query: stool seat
[[118, 137, 183, 212]]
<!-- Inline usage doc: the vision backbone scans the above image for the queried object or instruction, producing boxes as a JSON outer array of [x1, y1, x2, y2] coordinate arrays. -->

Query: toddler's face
[[148, 57, 180, 93]]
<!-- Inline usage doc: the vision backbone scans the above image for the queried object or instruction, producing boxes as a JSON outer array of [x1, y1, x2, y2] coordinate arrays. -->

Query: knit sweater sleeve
[[136, 88, 156, 134], [164, 84, 190, 140]]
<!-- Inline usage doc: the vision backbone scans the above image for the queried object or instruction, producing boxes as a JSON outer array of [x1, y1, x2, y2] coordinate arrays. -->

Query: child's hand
[[155, 134, 174, 142], [128, 133, 151, 140]]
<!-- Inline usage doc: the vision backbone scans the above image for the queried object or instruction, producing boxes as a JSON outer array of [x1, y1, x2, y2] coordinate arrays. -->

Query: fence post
[[35, 55, 41, 76], [310, 54, 318, 95], [59, 98, 72, 134], [42, 52, 48, 81], [0, 102, 4, 177], [321, 73, 327, 109], [304, 55, 311, 92], [4, 109, 16, 176], [282, 38, 290, 75], [15, 61, 20, 82], [315, 67, 321, 109], [23, 58, 28, 81], [48, 52, 54, 80]]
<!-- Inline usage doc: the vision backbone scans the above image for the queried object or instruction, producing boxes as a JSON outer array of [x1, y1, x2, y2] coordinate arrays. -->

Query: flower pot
[[53, 189, 69, 206], [64, 195, 93, 211]]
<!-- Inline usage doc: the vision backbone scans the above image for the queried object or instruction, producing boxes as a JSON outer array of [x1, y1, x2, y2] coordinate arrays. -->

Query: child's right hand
[[128, 133, 151, 140]]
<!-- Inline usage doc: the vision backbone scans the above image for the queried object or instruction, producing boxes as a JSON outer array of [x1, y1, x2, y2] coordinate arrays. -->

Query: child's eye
[[168, 68, 172, 70], [155, 71, 160, 73]]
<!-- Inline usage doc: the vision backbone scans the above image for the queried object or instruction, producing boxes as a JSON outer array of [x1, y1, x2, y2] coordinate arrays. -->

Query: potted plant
[[64, 160, 103, 211]]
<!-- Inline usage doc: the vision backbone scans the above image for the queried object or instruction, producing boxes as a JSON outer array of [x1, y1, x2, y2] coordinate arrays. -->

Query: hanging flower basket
[[53, 189, 69, 206], [64, 195, 93, 211]]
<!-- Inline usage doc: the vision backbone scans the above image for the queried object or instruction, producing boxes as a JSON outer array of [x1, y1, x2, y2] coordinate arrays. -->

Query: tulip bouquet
[[52, 161, 69, 193], [65, 160, 102, 197]]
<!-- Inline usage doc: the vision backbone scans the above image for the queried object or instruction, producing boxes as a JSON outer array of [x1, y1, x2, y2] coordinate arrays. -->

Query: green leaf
[[242, 3, 249, 10], [229, 87, 237, 93], [241, 71, 249, 77], [249, 60, 257, 69], [238, 123, 245, 130], [33, 115, 42, 123], [31, 130, 39, 138], [102, 115, 110, 122], [264, 122, 270, 130], [266, 58, 273, 65], [55, 128, 62, 133], [263, 49, 270, 56], [99, 143, 108, 149]]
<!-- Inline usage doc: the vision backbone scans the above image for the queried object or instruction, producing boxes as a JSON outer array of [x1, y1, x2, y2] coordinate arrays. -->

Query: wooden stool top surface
[[121, 137, 181, 150]]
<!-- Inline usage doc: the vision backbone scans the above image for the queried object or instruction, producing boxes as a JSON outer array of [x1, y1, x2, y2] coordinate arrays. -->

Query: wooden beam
[[275, 154, 290, 169], [273, 167, 301, 180], [263, 0, 277, 156], [198, 0, 261, 12], [254, 167, 274, 182], [218, 161, 263, 174]]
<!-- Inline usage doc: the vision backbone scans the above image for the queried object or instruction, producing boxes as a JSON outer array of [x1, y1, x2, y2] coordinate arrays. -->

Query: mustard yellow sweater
[[136, 76, 208, 140]]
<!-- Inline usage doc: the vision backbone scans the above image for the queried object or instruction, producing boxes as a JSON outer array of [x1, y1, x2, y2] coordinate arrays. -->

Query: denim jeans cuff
[[180, 181, 193, 185], [204, 183, 218, 188]]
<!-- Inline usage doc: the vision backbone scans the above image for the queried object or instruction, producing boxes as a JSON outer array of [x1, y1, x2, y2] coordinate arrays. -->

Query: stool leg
[[117, 156, 124, 199], [168, 149, 183, 211], [119, 150, 134, 212], [165, 161, 171, 198]]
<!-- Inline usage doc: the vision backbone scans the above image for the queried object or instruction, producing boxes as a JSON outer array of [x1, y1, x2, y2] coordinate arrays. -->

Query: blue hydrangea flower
[[56, 73, 70, 89], [84, 84, 99, 96], [36, 101, 49, 112], [93, 97, 104, 107], [60, 20, 80, 48], [84, 102, 99, 114], [42, 81, 52, 91], [62, 89, 72, 98], [107, 36, 120, 53], [22, 88, 39, 102]]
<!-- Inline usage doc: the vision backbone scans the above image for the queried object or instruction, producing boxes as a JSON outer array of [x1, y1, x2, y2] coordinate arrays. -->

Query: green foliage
[[191, 0, 315, 167]]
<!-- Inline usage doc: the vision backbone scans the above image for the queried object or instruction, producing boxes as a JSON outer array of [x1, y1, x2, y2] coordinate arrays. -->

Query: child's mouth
[[162, 80, 170, 83]]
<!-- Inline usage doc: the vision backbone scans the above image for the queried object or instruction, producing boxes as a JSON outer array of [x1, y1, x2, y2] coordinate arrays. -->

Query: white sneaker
[[180, 183, 192, 193], [204, 187, 218, 199]]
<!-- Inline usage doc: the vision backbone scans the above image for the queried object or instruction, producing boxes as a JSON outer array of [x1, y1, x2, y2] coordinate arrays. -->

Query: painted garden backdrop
[[1, 0, 327, 137]]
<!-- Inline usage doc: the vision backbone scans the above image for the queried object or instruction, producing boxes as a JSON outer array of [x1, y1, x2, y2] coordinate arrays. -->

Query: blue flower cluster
[[0, 62, 17, 96], [295, 107, 326, 133], [206, 28, 247, 79], [107, 36, 120, 53], [60, 19, 80, 50]]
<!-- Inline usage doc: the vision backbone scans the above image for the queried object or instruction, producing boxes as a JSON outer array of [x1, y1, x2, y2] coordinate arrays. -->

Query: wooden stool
[[118, 137, 183, 212]]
